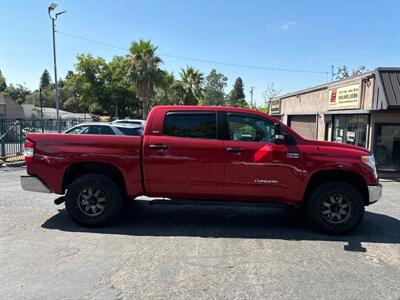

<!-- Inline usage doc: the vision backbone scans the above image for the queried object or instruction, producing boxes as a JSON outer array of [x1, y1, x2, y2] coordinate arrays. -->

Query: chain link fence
[[0, 117, 86, 159]]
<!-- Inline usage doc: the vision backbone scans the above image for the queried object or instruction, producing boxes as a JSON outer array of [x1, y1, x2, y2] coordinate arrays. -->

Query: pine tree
[[40, 69, 52, 89], [228, 77, 247, 107]]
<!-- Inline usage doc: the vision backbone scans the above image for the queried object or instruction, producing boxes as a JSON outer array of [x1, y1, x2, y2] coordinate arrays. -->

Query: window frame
[[162, 111, 219, 140]]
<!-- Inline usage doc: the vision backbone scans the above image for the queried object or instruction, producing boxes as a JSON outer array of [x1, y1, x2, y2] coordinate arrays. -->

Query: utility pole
[[331, 65, 334, 81], [250, 86, 254, 108], [48, 3, 66, 133]]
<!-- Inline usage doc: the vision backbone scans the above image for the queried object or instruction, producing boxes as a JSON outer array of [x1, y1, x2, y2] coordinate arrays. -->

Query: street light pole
[[51, 16, 60, 132], [48, 3, 66, 133]]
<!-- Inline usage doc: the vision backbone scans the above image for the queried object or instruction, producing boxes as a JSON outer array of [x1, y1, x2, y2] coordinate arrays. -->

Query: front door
[[223, 112, 302, 202], [143, 111, 225, 199]]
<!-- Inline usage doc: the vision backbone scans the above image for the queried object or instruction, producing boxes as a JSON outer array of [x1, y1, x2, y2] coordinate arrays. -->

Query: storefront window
[[374, 124, 400, 171], [332, 114, 369, 148]]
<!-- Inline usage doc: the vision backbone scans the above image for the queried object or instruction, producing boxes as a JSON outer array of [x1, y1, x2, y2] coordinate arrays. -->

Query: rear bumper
[[368, 184, 382, 204], [20, 176, 51, 193]]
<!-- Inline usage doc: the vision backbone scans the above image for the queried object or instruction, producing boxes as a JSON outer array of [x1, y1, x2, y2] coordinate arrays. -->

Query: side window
[[164, 112, 217, 139], [66, 126, 89, 134], [227, 114, 275, 143], [89, 125, 115, 135]]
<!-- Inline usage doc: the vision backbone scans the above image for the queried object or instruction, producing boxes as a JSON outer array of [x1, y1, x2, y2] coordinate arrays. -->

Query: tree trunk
[[142, 98, 148, 119]]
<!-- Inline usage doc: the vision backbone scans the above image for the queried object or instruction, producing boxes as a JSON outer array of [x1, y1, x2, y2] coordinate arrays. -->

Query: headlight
[[361, 155, 378, 178]]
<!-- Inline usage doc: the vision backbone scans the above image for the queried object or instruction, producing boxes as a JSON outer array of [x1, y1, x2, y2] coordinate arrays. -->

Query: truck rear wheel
[[65, 173, 122, 226], [306, 181, 364, 234]]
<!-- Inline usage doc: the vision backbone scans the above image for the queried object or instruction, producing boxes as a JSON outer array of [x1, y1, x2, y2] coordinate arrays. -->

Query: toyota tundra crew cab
[[21, 106, 382, 233]]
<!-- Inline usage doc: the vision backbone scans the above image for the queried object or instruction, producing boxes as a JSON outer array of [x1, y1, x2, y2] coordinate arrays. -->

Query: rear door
[[143, 111, 225, 199]]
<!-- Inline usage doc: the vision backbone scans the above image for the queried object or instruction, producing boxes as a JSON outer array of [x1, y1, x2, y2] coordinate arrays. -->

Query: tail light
[[24, 140, 34, 165]]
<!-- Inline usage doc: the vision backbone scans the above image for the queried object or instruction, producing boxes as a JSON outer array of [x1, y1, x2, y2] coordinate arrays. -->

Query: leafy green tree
[[107, 55, 140, 118], [228, 77, 247, 107], [351, 65, 368, 76], [40, 69, 52, 89], [26, 87, 53, 107], [73, 54, 110, 115], [262, 83, 281, 105], [4, 84, 31, 104], [0, 70, 6, 92], [202, 69, 227, 106], [129, 39, 163, 119], [174, 66, 204, 105], [335, 65, 368, 80]]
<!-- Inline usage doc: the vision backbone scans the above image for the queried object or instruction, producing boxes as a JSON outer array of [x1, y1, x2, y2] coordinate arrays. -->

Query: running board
[[148, 198, 292, 209]]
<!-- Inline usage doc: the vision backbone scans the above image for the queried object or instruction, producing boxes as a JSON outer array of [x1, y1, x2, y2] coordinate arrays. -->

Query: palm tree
[[174, 66, 204, 105], [129, 39, 163, 119], [155, 71, 178, 105]]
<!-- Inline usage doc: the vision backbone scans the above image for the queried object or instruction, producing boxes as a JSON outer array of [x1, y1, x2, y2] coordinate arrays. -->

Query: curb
[[1, 161, 26, 168]]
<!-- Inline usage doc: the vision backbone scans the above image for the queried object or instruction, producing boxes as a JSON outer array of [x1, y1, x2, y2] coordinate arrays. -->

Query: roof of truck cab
[[150, 105, 267, 114]]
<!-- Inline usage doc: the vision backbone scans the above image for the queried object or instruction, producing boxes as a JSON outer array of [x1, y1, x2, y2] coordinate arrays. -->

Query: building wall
[[273, 73, 376, 142]]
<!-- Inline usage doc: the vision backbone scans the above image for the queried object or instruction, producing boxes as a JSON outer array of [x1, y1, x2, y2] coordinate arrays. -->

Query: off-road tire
[[306, 181, 364, 234], [65, 173, 123, 227]]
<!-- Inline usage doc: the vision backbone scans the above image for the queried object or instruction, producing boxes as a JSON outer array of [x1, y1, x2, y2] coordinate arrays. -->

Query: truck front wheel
[[65, 173, 122, 226], [306, 181, 365, 234]]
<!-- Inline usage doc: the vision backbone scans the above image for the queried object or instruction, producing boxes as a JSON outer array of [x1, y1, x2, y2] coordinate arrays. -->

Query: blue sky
[[1, 0, 399, 105]]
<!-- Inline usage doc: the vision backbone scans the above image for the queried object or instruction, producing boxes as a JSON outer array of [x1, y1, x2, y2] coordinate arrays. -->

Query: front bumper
[[368, 184, 382, 204], [20, 176, 51, 193]]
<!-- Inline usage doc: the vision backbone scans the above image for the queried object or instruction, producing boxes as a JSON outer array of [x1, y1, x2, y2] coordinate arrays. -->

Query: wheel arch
[[304, 170, 369, 206], [62, 162, 127, 197]]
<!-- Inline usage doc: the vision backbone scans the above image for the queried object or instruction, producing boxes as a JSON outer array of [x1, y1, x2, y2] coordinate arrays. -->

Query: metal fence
[[0, 117, 86, 159]]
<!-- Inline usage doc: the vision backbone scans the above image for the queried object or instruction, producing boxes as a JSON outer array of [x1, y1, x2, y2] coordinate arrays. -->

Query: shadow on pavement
[[42, 199, 400, 253]]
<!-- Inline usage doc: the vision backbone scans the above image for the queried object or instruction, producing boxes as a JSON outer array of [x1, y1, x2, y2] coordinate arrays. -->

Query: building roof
[[271, 67, 400, 110], [373, 68, 400, 110], [0, 93, 25, 118], [21, 104, 91, 120]]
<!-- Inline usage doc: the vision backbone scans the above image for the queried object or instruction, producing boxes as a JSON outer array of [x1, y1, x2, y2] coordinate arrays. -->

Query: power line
[[56, 30, 329, 75]]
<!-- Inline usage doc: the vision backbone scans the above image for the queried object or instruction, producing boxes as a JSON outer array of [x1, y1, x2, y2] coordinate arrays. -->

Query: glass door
[[374, 124, 400, 172]]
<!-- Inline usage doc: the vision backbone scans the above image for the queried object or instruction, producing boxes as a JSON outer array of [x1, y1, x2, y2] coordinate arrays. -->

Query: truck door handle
[[149, 144, 169, 151], [226, 147, 244, 154]]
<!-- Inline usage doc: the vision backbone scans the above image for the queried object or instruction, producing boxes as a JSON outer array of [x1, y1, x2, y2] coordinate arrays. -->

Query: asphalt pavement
[[0, 167, 399, 300]]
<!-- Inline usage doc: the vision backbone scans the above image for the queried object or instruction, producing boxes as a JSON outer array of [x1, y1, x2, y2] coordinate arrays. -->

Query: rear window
[[117, 127, 143, 136], [163, 112, 217, 139]]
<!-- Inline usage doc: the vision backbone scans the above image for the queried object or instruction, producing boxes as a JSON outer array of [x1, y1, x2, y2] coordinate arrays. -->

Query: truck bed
[[25, 133, 143, 197]]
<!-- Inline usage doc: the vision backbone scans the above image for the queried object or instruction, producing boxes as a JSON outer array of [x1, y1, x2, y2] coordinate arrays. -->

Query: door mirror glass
[[274, 123, 286, 144]]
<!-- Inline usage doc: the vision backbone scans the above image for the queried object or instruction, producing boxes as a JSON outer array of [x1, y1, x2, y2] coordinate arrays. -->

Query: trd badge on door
[[254, 179, 278, 184]]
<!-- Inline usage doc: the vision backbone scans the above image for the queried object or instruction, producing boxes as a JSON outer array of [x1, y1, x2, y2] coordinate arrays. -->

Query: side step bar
[[148, 198, 293, 209]]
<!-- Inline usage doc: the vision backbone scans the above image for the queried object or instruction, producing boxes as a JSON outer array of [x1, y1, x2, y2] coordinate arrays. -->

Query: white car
[[112, 119, 146, 128], [64, 122, 143, 136]]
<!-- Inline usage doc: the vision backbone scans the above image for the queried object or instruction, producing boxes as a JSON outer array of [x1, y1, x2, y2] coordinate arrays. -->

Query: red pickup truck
[[21, 106, 382, 233]]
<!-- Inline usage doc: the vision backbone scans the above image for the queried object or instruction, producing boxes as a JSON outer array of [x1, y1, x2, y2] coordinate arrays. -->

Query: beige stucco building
[[269, 67, 400, 172]]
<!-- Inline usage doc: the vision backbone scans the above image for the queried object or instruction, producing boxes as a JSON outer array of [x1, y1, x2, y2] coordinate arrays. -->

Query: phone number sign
[[328, 83, 360, 110]]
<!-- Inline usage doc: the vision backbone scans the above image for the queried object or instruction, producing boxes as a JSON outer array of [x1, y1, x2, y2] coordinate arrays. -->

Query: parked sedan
[[64, 123, 142, 136]]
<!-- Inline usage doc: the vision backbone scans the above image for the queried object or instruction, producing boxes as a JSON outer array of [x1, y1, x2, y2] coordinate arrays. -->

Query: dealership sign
[[328, 83, 360, 110], [270, 99, 281, 114]]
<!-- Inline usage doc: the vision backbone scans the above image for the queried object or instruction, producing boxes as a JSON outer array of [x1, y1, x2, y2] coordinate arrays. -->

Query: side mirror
[[274, 123, 286, 145]]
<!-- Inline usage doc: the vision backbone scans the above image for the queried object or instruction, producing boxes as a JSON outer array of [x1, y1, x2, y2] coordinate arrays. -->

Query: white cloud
[[269, 21, 298, 32]]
